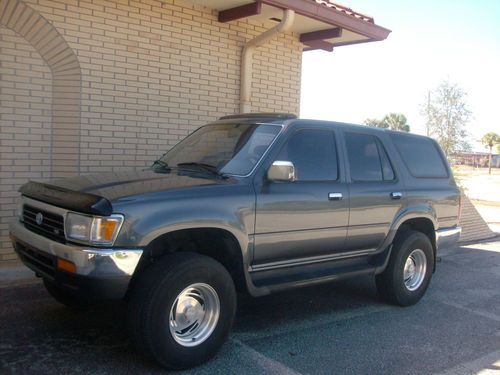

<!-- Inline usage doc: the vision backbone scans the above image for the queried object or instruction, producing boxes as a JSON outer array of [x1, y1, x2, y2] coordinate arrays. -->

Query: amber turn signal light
[[57, 258, 76, 273], [93, 218, 120, 243]]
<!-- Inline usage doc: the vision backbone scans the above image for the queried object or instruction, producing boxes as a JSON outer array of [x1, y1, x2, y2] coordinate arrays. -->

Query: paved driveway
[[1, 240, 500, 375]]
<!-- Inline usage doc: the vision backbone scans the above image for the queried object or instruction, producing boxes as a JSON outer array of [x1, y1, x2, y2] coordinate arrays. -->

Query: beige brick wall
[[0, 26, 53, 261], [0, 0, 303, 262], [21, 0, 302, 173]]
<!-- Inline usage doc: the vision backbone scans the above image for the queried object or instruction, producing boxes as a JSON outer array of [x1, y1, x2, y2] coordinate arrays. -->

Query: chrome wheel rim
[[403, 249, 427, 291], [169, 283, 220, 347]]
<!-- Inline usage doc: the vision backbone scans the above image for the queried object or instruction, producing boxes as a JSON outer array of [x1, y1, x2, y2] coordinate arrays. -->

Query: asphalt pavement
[[1, 240, 500, 375]]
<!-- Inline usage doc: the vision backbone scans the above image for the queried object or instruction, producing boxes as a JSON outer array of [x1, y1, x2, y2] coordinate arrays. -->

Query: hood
[[49, 169, 231, 201], [20, 169, 235, 216]]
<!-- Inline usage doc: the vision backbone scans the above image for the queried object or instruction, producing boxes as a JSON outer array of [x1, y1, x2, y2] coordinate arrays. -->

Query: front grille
[[22, 204, 66, 243], [14, 240, 56, 279]]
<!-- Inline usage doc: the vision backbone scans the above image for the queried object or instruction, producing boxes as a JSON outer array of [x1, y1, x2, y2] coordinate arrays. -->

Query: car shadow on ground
[[0, 275, 381, 374]]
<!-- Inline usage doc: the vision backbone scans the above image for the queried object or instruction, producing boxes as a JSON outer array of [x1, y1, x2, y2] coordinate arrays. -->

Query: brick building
[[0, 0, 390, 262]]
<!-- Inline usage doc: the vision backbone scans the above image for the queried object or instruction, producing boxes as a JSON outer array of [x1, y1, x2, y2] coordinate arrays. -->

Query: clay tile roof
[[313, 0, 374, 23]]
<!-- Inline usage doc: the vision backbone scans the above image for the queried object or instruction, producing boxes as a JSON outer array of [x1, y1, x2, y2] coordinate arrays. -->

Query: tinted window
[[391, 133, 448, 178], [345, 133, 395, 182], [277, 129, 338, 181]]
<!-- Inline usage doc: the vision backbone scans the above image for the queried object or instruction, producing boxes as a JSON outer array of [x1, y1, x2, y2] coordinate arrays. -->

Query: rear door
[[342, 130, 406, 252]]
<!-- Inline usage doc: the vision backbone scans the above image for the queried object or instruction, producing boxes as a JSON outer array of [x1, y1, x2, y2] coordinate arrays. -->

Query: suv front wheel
[[128, 252, 236, 370], [376, 230, 434, 306]]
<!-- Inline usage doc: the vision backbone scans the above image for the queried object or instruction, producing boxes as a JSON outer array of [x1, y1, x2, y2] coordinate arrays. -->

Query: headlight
[[65, 212, 124, 246]]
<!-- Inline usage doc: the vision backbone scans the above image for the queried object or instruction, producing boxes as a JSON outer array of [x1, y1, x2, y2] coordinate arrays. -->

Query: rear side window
[[391, 133, 448, 178], [345, 133, 395, 182]]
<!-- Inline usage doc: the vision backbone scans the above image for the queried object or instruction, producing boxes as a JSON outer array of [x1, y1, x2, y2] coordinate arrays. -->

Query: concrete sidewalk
[[0, 261, 39, 288], [472, 200, 500, 234]]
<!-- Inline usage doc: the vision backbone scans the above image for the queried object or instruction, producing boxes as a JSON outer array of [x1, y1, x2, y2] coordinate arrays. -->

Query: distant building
[[450, 152, 500, 168]]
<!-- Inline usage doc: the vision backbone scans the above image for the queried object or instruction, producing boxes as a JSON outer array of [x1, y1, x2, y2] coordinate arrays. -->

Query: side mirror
[[267, 161, 296, 182]]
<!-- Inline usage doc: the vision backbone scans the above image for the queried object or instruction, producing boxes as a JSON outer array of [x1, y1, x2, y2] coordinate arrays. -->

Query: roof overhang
[[184, 0, 391, 51]]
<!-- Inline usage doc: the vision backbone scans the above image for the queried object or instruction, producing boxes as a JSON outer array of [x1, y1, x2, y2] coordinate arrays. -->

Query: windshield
[[160, 123, 282, 175]]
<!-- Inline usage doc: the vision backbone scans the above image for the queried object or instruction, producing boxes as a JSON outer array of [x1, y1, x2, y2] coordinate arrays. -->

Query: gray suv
[[10, 113, 461, 369]]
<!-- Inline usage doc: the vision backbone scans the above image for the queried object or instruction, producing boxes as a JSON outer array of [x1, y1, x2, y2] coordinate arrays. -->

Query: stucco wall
[[0, 0, 303, 262]]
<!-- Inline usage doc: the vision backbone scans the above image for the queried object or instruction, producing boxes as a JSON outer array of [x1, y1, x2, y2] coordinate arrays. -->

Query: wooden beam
[[300, 28, 342, 43], [303, 40, 334, 52], [218, 2, 262, 23]]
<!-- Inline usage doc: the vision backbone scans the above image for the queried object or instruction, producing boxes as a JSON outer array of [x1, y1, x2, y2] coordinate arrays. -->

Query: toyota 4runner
[[10, 113, 461, 369]]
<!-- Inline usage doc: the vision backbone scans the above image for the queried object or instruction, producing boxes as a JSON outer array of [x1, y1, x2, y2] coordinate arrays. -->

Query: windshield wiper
[[176, 162, 226, 178]]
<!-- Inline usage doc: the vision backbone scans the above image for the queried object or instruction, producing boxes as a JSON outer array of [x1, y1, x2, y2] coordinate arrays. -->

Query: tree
[[364, 118, 386, 128], [383, 113, 411, 132], [421, 80, 472, 156], [364, 113, 410, 132], [481, 132, 500, 174]]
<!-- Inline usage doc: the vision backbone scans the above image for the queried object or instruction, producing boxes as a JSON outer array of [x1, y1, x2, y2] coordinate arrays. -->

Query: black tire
[[128, 252, 237, 370], [43, 278, 90, 310], [376, 230, 434, 306]]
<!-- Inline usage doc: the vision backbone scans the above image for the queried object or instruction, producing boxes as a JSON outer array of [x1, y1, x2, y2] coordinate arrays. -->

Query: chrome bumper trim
[[10, 219, 142, 277], [436, 226, 461, 250]]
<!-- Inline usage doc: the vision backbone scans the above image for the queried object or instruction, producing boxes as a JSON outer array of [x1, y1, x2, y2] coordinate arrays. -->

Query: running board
[[250, 255, 376, 292]]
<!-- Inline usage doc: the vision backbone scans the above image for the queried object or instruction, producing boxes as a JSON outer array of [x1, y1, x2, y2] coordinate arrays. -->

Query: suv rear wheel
[[128, 252, 236, 370], [376, 230, 434, 306]]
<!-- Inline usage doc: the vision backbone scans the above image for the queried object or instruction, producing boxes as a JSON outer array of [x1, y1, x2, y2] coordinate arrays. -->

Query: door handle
[[390, 192, 403, 200], [328, 192, 343, 201]]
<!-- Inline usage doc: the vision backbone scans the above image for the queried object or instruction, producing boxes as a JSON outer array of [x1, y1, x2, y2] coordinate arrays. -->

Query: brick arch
[[0, 0, 80, 176]]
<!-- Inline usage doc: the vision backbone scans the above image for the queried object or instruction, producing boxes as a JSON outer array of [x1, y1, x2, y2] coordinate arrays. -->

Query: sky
[[300, 0, 500, 151]]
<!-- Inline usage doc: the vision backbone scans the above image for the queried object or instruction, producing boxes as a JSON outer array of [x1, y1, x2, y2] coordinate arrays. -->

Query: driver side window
[[277, 129, 338, 181]]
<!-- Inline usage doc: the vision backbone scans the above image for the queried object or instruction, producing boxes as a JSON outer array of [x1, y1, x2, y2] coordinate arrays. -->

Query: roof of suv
[[218, 113, 297, 121], [217, 113, 386, 132], [217, 113, 434, 141]]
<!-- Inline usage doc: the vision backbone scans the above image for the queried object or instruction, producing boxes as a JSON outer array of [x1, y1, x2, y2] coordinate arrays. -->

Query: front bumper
[[9, 219, 143, 300], [436, 226, 462, 251]]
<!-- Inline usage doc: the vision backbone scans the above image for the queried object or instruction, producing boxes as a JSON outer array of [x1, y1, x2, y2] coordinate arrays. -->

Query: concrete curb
[[0, 264, 39, 288], [458, 233, 500, 247]]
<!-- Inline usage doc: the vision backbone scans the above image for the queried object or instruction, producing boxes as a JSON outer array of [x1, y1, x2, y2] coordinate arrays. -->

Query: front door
[[253, 127, 349, 267]]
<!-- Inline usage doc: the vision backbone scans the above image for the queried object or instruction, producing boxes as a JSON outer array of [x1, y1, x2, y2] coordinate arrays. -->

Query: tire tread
[[376, 230, 433, 306], [128, 252, 236, 370]]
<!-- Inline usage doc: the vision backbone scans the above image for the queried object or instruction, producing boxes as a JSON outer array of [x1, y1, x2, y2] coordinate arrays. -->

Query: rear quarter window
[[391, 133, 448, 178]]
